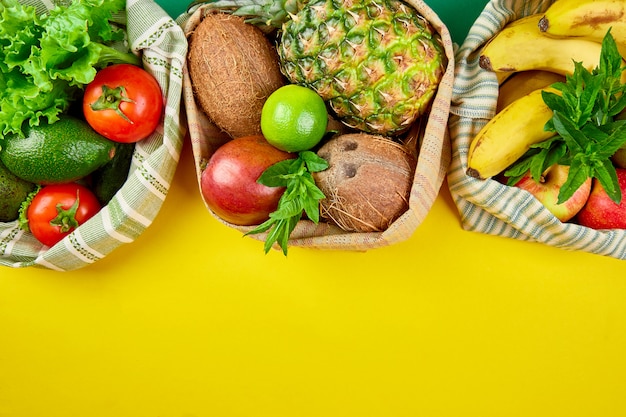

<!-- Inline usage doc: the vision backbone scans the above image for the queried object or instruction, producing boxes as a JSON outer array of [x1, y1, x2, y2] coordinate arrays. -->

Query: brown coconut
[[187, 12, 285, 138], [313, 133, 416, 232]]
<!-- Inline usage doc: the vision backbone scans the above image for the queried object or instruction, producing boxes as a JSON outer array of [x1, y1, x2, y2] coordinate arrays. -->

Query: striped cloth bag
[[178, 0, 455, 252], [0, 0, 188, 271], [448, 0, 626, 260]]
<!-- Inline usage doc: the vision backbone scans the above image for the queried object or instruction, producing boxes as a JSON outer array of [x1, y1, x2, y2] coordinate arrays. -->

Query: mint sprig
[[245, 151, 328, 255], [505, 30, 626, 204]]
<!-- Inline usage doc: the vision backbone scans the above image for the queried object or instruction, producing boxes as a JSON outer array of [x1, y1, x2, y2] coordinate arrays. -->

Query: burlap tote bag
[[178, 0, 454, 252], [448, 0, 626, 260], [0, 0, 188, 271]]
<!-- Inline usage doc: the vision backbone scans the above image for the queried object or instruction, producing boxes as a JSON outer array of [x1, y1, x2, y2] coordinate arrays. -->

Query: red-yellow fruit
[[200, 135, 294, 226]]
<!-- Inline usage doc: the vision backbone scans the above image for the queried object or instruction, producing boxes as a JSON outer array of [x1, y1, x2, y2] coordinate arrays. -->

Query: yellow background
[[2, 1, 626, 416]]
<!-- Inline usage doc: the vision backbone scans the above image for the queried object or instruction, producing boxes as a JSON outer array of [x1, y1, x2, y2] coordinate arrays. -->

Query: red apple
[[576, 168, 626, 229], [513, 164, 592, 222], [200, 135, 294, 226]]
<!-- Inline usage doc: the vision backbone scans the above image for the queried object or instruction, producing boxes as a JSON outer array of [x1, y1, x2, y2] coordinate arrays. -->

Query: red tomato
[[83, 63, 164, 143], [27, 183, 102, 247]]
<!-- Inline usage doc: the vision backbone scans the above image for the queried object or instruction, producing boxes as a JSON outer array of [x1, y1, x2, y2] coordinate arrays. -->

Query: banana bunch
[[467, 87, 557, 180], [496, 70, 564, 112], [539, 0, 626, 56], [467, 0, 626, 180], [478, 14, 605, 76]]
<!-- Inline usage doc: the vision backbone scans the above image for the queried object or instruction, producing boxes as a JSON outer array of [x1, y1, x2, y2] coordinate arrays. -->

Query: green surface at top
[[428, 1, 486, 43], [154, 0, 487, 44]]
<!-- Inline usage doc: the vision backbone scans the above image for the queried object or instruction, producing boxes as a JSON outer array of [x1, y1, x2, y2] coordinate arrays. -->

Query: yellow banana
[[479, 14, 605, 76], [467, 87, 558, 180], [539, 0, 626, 45], [496, 71, 512, 85], [496, 70, 565, 112]]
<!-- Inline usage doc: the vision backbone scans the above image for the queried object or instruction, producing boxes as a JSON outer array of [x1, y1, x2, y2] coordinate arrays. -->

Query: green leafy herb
[[505, 30, 626, 204], [0, 0, 140, 139], [17, 184, 41, 232], [245, 151, 329, 255]]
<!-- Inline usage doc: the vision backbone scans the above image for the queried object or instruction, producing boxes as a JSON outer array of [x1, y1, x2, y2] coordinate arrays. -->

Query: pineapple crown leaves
[[187, 0, 305, 29]]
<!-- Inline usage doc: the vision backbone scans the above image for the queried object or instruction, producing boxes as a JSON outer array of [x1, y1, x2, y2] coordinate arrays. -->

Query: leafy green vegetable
[[0, 0, 140, 139], [18, 184, 40, 232], [505, 30, 626, 204], [245, 151, 329, 255]]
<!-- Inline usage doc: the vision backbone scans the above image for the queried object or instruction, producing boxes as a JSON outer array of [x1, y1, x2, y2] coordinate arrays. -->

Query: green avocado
[[91, 141, 135, 205], [0, 159, 36, 222], [0, 115, 116, 185]]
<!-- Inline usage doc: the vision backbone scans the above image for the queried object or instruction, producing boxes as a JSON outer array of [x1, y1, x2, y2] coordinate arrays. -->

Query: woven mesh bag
[[178, 0, 454, 252], [0, 0, 188, 271], [448, 0, 626, 260]]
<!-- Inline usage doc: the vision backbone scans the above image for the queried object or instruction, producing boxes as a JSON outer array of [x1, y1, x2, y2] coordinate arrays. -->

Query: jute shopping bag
[[178, 0, 455, 252]]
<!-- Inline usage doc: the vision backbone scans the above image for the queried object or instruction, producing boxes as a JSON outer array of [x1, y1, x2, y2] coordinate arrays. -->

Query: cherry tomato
[[83, 63, 164, 143], [27, 183, 101, 247]]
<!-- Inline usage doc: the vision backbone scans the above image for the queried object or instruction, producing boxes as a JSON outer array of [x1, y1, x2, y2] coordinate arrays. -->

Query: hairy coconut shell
[[187, 12, 285, 138], [313, 133, 416, 232]]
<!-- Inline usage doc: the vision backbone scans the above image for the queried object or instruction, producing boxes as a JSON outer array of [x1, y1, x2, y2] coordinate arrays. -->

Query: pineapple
[[189, 0, 446, 136]]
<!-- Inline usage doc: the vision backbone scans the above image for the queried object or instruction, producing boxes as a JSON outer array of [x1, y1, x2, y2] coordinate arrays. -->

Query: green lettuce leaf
[[0, 0, 139, 139]]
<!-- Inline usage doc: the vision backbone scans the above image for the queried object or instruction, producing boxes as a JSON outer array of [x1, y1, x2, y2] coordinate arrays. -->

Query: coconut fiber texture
[[178, 0, 454, 252], [0, 0, 188, 271], [448, 0, 626, 260]]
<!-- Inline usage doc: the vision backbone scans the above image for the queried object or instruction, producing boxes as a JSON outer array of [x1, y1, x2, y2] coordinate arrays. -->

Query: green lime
[[261, 84, 328, 153]]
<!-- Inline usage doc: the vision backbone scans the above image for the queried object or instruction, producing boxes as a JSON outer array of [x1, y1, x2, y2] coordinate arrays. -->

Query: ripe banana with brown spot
[[539, 0, 626, 46], [479, 14, 606, 77], [467, 87, 558, 180]]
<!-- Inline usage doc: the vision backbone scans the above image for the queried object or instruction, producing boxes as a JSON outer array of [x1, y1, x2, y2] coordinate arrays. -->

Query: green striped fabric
[[0, 0, 188, 271], [448, 0, 626, 260]]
